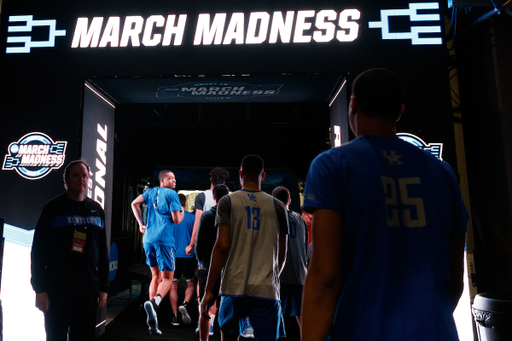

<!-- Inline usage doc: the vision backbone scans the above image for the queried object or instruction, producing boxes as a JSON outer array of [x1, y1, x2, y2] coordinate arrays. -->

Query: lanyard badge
[[72, 229, 87, 254]]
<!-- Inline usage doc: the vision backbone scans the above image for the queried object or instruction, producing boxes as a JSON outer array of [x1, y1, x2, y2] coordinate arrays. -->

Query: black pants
[[45, 291, 98, 341], [198, 269, 220, 305]]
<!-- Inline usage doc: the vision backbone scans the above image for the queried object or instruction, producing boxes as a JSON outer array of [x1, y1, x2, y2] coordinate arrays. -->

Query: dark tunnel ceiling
[[88, 73, 346, 104], [89, 74, 346, 180]]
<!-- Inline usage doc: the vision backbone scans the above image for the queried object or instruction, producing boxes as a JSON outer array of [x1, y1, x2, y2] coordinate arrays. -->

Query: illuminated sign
[[109, 242, 118, 281], [87, 124, 109, 208], [192, 10, 360, 45], [5, 3, 443, 53], [368, 3, 442, 45], [397, 133, 443, 159], [2, 132, 67, 179], [157, 82, 282, 101], [71, 15, 188, 48], [334, 125, 342, 147], [5, 15, 66, 53]]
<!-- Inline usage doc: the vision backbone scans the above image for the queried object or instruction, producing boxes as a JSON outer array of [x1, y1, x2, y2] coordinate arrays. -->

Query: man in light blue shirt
[[132, 170, 184, 335]]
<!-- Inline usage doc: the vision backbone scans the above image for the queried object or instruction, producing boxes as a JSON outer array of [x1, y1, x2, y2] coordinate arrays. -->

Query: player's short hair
[[213, 184, 229, 203], [240, 154, 264, 177], [178, 193, 187, 207], [272, 186, 290, 206], [158, 169, 173, 181], [209, 167, 230, 185], [351, 68, 404, 121]]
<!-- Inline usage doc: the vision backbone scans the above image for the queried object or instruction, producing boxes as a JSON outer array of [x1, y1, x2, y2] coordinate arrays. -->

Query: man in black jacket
[[31, 160, 109, 341], [195, 184, 229, 341]]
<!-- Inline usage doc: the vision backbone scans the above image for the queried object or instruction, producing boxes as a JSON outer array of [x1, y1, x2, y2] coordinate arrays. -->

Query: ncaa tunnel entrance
[[85, 72, 348, 311]]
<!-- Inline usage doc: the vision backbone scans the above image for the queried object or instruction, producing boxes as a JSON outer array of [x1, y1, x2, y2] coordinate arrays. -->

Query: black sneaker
[[144, 300, 162, 335], [172, 314, 180, 326], [179, 301, 192, 324]]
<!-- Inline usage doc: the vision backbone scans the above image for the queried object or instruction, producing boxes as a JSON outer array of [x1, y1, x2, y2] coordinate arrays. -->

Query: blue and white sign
[[109, 242, 118, 281], [398, 132, 443, 159], [2, 132, 67, 180], [157, 82, 282, 101], [368, 2, 442, 45], [6, 15, 66, 53]]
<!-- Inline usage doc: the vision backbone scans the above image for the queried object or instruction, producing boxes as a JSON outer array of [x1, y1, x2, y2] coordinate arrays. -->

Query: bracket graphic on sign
[[6, 15, 67, 53], [368, 2, 442, 45]]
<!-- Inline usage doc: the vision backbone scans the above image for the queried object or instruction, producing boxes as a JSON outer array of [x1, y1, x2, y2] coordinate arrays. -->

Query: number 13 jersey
[[216, 190, 289, 301]]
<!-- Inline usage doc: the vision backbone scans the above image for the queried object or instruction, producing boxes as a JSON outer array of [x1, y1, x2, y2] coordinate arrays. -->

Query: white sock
[[153, 294, 162, 306]]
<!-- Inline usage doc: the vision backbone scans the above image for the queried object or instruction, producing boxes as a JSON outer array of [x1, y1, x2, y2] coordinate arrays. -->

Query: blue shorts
[[218, 296, 286, 341], [144, 242, 175, 271], [280, 284, 303, 317]]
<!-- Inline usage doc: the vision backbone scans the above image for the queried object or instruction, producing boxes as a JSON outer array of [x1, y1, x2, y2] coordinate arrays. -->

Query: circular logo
[[2, 132, 67, 180]]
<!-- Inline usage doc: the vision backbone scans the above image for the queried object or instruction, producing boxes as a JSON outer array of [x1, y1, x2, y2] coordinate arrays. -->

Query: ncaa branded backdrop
[[0, 0, 453, 232]]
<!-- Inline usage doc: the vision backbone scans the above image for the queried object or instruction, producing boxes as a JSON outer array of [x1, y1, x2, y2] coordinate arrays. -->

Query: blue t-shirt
[[304, 135, 469, 341], [173, 210, 196, 258], [142, 187, 182, 247]]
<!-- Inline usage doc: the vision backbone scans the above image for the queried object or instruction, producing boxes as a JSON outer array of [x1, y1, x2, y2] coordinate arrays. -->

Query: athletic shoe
[[195, 324, 199, 334], [179, 301, 192, 324], [241, 317, 254, 338], [144, 300, 162, 335], [172, 314, 180, 326], [210, 324, 214, 336]]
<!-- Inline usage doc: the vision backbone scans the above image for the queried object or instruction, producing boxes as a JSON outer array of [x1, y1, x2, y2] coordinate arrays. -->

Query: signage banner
[[4, 2, 445, 54], [2, 132, 67, 179]]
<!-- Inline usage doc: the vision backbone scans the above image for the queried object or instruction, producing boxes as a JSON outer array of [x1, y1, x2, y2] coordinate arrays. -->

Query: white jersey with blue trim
[[216, 189, 289, 300]]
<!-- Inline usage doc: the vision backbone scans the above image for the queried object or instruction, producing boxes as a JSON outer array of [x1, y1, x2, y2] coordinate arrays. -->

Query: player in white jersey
[[272, 186, 308, 334], [201, 155, 289, 341], [187, 167, 230, 255]]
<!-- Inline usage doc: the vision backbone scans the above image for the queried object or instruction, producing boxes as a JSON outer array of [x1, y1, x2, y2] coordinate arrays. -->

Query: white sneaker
[[241, 326, 254, 338], [179, 302, 192, 324], [144, 300, 162, 335], [241, 317, 254, 338]]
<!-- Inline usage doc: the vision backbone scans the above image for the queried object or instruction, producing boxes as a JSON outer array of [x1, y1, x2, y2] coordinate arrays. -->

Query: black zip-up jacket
[[31, 194, 109, 295]]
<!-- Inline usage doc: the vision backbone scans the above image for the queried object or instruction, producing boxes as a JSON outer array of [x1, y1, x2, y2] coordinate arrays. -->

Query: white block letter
[[246, 12, 270, 44], [162, 14, 187, 46], [293, 10, 315, 43], [223, 13, 245, 44], [194, 13, 227, 45], [142, 15, 165, 47], [337, 9, 360, 42], [313, 10, 336, 43], [72, 17, 104, 48], [99, 17, 120, 47], [269, 11, 294, 44], [120, 16, 144, 47]]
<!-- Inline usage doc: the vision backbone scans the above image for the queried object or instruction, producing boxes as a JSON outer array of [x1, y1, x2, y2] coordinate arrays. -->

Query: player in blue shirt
[[302, 69, 469, 341], [132, 170, 184, 335], [170, 193, 196, 326]]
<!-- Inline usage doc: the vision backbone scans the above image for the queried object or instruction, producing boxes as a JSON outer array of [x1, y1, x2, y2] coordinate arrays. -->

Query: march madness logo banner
[[2, 132, 68, 180]]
